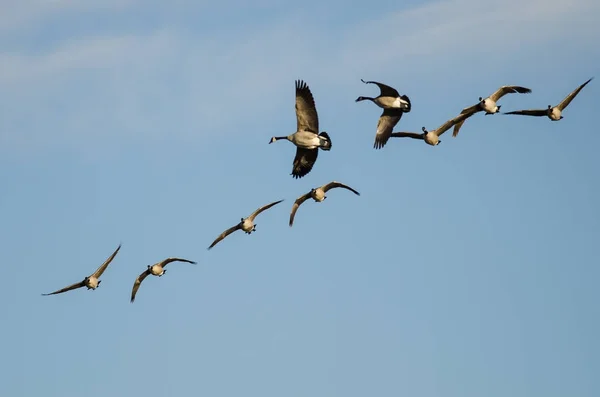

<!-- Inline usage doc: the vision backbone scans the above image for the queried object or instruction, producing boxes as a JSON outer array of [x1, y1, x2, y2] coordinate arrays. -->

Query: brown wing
[[91, 243, 122, 278], [389, 132, 423, 140], [295, 80, 319, 133], [42, 280, 85, 296], [130, 268, 151, 303], [360, 79, 400, 97], [292, 147, 318, 179], [248, 199, 284, 221], [452, 107, 479, 137], [489, 85, 532, 102], [503, 109, 547, 117], [557, 77, 593, 111], [158, 258, 197, 268], [321, 181, 361, 196], [374, 108, 404, 149], [207, 223, 242, 250], [288, 192, 312, 227], [436, 112, 472, 137]]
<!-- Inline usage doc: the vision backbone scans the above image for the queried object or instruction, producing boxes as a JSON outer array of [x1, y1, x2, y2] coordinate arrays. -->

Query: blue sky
[[1, 0, 599, 396]]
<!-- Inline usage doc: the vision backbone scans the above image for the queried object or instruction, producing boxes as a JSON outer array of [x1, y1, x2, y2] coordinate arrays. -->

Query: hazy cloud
[[0, 0, 598, 152]]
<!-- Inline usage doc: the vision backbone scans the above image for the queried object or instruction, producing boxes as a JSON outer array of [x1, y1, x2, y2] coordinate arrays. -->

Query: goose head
[[269, 135, 291, 144]]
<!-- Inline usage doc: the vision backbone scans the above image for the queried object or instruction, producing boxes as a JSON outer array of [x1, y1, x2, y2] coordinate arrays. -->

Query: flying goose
[[390, 112, 471, 146], [42, 243, 122, 296], [356, 79, 412, 149], [289, 181, 360, 227], [208, 199, 284, 250], [269, 80, 331, 179], [503, 77, 593, 121], [130, 257, 197, 303], [452, 85, 532, 137]]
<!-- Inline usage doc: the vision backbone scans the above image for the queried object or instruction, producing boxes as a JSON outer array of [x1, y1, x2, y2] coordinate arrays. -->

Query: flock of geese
[[42, 76, 593, 303]]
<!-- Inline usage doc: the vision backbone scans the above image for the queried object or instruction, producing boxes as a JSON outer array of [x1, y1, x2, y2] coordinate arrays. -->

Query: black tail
[[319, 132, 332, 151], [400, 95, 412, 112]]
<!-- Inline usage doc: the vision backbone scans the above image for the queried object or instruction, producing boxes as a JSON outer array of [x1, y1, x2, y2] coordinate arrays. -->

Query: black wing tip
[[295, 79, 308, 90], [291, 171, 307, 179]]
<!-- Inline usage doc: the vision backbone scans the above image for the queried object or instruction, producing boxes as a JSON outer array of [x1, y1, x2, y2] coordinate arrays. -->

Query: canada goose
[[503, 77, 593, 121], [452, 85, 532, 137], [269, 80, 331, 179], [356, 79, 412, 149], [208, 199, 284, 250], [390, 112, 471, 146], [130, 257, 197, 303], [289, 181, 360, 227], [42, 243, 122, 296]]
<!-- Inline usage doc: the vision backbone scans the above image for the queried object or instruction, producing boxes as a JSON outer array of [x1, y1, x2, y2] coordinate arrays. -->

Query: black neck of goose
[[357, 96, 375, 102], [273, 136, 289, 141]]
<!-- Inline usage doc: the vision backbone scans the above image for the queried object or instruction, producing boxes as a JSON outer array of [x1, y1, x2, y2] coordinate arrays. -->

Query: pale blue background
[[1, 1, 599, 396]]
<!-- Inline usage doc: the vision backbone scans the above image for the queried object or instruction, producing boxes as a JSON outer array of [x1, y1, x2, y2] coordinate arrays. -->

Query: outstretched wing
[[557, 77, 593, 111], [489, 85, 532, 102], [248, 199, 284, 221], [42, 280, 85, 296], [452, 107, 480, 137], [437, 112, 472, 137], [130, 268, 151, 303], [158, 258, 197, 268], [389, 132, 423, 140], [289, 192, 313, 227], [374, 108, 404, 149], [503, 109, 547, 117], [360, 79, 400, 97], [295, 80, 319, 133], [208, 223, 242, 250], [292, 147, 318, 179], [91, 243, 122, 278], [321, 181, 361, 196]]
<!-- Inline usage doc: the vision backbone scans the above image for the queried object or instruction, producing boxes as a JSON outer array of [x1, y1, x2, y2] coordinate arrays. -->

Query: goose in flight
[[289, 181, 360, 227], [269, 80, 331, 179], [503, 77, 593, 121], [208, 199, 284, 250], [130, 257, 197, 303], [42, 243, 122, 296], [355, 79, 412, 149], [452, 85, 532, 137], [390, 112, 471, 146]]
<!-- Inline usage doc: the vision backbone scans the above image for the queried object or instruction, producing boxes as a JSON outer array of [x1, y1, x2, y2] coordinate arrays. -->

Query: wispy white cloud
[[0, 0, 598, 153]]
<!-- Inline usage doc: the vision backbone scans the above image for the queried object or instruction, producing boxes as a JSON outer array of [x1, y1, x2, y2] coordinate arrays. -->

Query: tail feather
[[319, 131, 332, 151]]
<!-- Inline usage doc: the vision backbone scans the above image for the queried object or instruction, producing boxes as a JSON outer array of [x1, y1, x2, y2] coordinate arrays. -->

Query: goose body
[[356, 79, 411, 149], [390, 112, 471, 146], [452, 85, 532, 137], [503, 77, 593, 121], [355, 79, 411, 110], [42, 243, 122, 296], [208, 199, 284, 249], [269, 80, 331, 179], [130, 257, 197, 303], [289, 181, 360, 227]]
